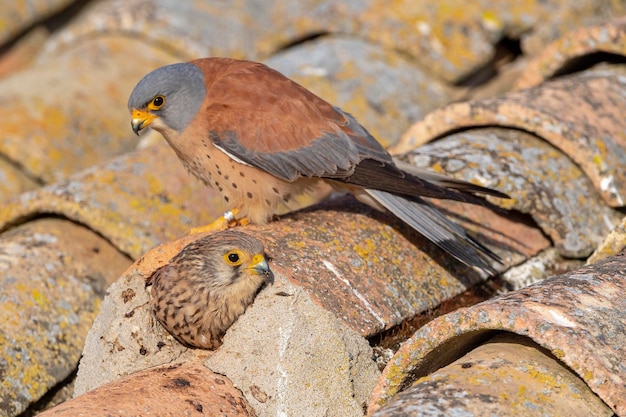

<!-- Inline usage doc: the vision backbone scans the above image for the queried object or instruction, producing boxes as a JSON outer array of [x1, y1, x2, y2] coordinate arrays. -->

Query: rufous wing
[[191, 58, 391, 182]]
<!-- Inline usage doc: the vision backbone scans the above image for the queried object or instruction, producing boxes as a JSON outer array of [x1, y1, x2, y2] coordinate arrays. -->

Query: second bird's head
[[128, 62, 207, 137]]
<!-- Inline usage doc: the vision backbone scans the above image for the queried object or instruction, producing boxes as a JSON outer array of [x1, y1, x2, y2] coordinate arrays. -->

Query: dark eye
[[224, 250, 244, 265], [148, 96, 165, 110]]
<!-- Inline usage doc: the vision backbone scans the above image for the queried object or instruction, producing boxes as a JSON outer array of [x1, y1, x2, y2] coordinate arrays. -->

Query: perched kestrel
[[149, 230, 273, 349], [129, 58, 508, 274]]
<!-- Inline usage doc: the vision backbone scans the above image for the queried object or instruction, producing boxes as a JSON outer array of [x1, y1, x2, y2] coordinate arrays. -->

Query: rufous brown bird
[[129, 58, 508, 274], [148, 230, 273, 349]]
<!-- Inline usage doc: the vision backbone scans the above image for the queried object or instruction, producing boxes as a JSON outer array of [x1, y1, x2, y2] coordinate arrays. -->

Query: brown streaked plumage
[[148, 230, 273, 349], [129, 57, 509, 274]]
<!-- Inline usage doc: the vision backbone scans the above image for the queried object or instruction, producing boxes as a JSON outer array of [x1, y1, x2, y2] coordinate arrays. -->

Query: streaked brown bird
[[129, 57, 509, 274], [148, 230, 273, 349]]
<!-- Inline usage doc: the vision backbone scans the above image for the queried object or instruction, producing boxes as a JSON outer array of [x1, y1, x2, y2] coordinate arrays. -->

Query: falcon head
[[128, 62, 206, 136]]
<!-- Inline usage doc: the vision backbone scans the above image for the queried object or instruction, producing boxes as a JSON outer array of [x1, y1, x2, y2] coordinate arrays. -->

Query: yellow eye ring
[[148, 95, 166, 110], [224, 250, 244, 266]]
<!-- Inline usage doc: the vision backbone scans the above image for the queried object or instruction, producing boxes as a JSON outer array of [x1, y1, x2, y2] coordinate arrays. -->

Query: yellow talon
[[189, 217, 230, 235], [188, 209, 248, 235]]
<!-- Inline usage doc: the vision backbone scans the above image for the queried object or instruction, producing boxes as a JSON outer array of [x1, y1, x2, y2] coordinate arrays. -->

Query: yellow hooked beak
[[248, 253, 274, 282], [130, 108, 158, 135]]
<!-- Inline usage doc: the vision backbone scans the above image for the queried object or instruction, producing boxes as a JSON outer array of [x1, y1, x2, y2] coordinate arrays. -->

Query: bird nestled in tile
[[148, 230, 273, 349]]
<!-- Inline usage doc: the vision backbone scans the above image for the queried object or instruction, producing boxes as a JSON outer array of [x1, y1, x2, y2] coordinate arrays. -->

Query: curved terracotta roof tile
[[0, 218, 131, 416], [38, 361, 256, 417], [516, 17, 626, 90], [394, 66, 626, 208], [355, 1, 626, 83], [0, 0, 73, 45], [398, 127, 619, 258], [0, 37, 175, 185], [46, 0, 360, 61], [370, 252, 626, 415], [371, 333, 613, 416], [0, 144, 223, 259]]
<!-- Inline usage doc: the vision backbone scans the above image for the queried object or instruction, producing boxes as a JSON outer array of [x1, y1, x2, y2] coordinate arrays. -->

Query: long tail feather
[[343, 159, 509, 212], [366, 189, 501, 275], [393, 159, 509, 199]]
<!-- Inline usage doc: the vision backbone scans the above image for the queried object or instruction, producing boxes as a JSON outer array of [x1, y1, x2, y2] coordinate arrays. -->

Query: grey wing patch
[[209, 130, 361, 182], [336, 108, 392, 164], [366, 189, 500, 276]]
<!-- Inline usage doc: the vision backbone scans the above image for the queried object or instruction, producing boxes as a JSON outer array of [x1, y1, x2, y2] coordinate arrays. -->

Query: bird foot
[[188, 209, 248, 235]]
